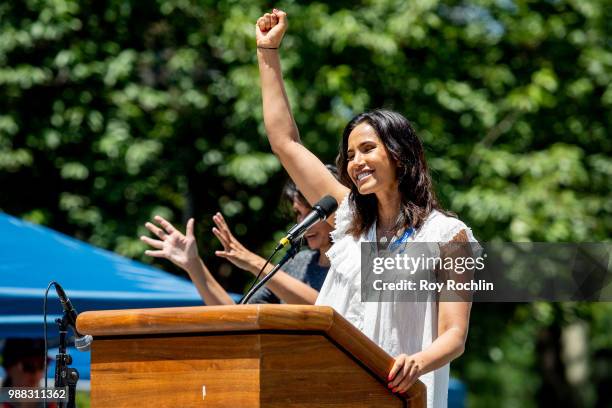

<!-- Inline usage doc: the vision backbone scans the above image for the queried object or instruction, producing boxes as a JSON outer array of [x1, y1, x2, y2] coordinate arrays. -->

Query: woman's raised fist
[[256, 9, 287, 49]]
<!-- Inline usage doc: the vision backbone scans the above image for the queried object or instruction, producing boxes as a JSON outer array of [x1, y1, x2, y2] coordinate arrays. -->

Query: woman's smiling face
[[346, 122, 399, 195]]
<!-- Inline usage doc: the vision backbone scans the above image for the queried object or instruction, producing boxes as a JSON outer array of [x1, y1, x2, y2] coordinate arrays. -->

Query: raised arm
[[141, 216, 235, 305], [256, 10, 348, 215]]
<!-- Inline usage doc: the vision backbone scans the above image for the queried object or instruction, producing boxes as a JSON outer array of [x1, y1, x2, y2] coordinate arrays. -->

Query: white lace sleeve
[[439, 217, 478, 243], [435, 214, 482, 259], [330, 194, 352, 242], [416, 211, 481, 257]]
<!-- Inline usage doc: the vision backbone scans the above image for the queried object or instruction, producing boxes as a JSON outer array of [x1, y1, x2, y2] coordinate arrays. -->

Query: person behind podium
[[255, 10, 477, 408], [141, 174, 335, 305]]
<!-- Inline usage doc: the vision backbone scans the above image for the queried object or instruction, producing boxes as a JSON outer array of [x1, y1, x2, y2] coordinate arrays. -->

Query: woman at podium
[[255, 10, 478, 408]]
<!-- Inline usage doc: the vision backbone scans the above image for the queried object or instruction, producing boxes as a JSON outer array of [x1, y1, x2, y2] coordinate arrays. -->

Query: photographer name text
[[372, 279, 493, 292]]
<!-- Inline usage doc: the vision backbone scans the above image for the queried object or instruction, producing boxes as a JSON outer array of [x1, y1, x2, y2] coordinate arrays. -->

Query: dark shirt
[[247, 249, 329, 304]]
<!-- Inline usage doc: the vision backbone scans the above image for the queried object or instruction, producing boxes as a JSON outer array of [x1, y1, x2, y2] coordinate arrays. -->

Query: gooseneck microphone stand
[[54, 314, 79, 408], [239, 240, 301, 304]]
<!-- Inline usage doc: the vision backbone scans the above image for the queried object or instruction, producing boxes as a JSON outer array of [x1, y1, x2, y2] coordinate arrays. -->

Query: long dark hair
[[336, 109, 448, 237]]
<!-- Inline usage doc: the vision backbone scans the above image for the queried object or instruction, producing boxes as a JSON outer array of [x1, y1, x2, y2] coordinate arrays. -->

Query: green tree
[[1, 1, 609, 406]]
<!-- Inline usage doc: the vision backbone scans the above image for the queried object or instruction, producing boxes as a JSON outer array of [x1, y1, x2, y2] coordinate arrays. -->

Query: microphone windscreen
[[314, 195, 338, 216], [54, 283, 68, 300]]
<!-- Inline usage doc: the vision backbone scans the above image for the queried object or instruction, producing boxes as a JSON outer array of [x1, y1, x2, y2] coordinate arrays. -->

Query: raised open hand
[[212, 212, 264, 275], [141, 216, 199, 271], [256, 9, 287, 48]]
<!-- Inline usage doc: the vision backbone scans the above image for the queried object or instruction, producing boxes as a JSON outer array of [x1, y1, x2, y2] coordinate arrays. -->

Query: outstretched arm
[[256, 10, 349, 217], [212, 212, 319, 304], [141, 216, 235, 305]]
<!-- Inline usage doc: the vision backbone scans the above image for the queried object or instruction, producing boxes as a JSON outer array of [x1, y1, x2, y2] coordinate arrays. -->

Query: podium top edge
[[77, 304, 336, 336]]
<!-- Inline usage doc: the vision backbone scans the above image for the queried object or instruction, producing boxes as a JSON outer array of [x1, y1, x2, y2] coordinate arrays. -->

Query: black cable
[[238, 247, 280, 304], [239, 238, 303, 305], [43, 280, 57, 408]]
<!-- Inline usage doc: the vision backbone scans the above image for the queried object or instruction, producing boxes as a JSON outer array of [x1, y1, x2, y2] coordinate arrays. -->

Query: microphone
[[276, 195, 338, 250], [54, 283, 93, 351]]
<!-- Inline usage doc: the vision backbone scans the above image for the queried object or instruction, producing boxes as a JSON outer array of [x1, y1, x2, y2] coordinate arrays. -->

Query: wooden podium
[[77, 305, 425, 407]]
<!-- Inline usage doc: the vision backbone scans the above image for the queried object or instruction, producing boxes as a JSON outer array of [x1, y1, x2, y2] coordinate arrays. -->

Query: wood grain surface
[[79, 305, 426, 407], [91, 334, 260, 407], [259, 333, 402, 407]]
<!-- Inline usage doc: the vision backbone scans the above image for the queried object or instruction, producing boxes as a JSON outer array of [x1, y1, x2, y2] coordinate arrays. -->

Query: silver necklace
[[377, 224, 405, 243]]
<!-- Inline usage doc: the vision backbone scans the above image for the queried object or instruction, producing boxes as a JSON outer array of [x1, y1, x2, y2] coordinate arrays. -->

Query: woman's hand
[[387, 353, 423, 394], [212, 212, 264, 275], [141, 216, 200, 272], [256, 9, 287, 48]]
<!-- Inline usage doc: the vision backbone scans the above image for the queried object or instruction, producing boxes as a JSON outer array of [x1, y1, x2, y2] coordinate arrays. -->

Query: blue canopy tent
[[0, 212, 205, 339], [0, 213, 244, 382]]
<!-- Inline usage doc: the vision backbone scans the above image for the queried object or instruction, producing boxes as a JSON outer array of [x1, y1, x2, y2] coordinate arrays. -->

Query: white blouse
[[316, 195, 478, 408]]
